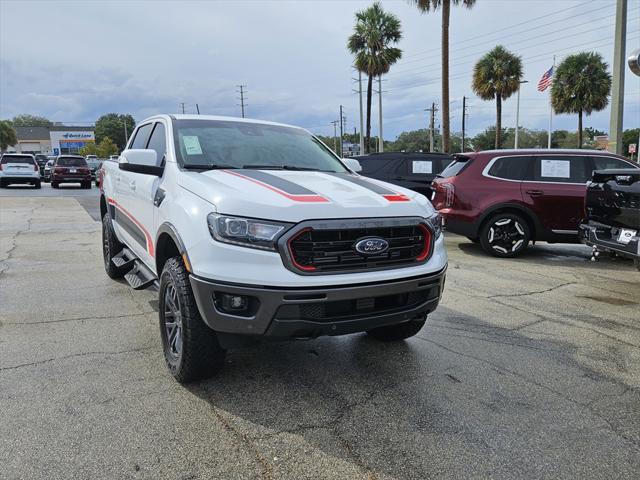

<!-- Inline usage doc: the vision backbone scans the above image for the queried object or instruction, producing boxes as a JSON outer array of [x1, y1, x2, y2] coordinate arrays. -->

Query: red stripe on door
[[107, 198, 155, 256]]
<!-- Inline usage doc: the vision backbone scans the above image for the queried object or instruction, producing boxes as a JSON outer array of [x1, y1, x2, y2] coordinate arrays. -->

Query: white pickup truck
[[100, 114, 447, 382]]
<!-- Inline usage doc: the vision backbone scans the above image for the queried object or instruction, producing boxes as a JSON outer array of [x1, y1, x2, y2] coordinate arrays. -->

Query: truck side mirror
[[342, 158, 362, 173], [119, 149, 163, 176]]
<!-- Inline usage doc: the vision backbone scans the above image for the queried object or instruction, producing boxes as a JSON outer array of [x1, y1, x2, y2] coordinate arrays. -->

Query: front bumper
[[580, 222, 640, 260], [190, 267, 446, 338]]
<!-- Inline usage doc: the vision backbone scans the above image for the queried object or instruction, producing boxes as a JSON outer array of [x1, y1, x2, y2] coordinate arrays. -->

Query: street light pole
[[514, 80, 528, 149]]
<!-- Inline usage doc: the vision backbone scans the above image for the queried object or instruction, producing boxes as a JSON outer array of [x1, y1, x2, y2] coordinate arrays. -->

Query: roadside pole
[[548, 56, 555, 149], [358, 71, 364, 156], [608, 0, 627, 155], [378, 76, 383, 153]]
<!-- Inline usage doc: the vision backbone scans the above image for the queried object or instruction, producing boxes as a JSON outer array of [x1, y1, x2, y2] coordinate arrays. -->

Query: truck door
[[121, 121, 166, 268]]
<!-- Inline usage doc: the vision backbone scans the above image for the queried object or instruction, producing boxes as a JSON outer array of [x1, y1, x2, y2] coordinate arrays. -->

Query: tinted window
[[56, 157, 87, 167], [532, 156, 589, 183], [1, 155, 35, 165], [356, 157, 402, 175], [146, 123, 167, 166], [592, 156, 632, 171], [488, 156, 531, 180], [440, 158, 472, 178], [130, 123, 153, 149]]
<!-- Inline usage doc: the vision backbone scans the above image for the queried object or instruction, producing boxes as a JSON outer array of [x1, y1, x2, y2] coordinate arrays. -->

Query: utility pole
[[339, 105, 344, 158], [608, 0, 627, 155], [425, 103, 438, 152], [123, 119, 128, 145], [196, 104, 200, 115], [514, 80, 528, 149], [378, 76, 384, 153], [179, 103, 186, 114], [461, 96, 467, 152], [331, 120, 339, 155], [358, 71, 365, 156], [237, 85, 247, 118]]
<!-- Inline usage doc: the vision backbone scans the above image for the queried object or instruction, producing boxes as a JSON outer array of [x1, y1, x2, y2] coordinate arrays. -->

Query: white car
[[0, 153, 41, 188], [100, 114, 447, 382]]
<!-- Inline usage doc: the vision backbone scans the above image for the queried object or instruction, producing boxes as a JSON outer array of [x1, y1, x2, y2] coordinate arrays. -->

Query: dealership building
[[9, 125, 95, 155]]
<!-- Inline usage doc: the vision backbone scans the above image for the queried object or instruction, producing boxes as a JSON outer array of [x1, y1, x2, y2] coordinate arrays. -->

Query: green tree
[[472, 45, 523, 149], [79, 137, 119, 158], [10, 114, 52, 127], [551, 52, 611, 149], [94, 113, 136, 150], [409, 0, 476, 153], [348, 2, 402, 153], [0, 120, 18, 151]]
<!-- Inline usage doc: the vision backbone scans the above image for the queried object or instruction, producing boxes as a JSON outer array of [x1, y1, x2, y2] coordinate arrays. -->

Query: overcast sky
[[0, 0, 638, 140]]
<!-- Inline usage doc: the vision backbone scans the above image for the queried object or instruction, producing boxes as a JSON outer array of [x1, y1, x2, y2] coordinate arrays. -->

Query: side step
[[124, 260, 157, 290], [112, 248, 136, 270]]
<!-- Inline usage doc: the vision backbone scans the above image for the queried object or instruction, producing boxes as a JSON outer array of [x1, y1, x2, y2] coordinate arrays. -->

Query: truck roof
[[141, 114, 305, 132]]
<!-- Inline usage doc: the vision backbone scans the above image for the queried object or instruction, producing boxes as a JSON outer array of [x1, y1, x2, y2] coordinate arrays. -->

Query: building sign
[[50, 130, 95, 153]]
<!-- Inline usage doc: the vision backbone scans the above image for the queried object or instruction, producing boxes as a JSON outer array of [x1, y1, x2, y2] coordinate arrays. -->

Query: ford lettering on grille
[[355, 237, 389, 256]]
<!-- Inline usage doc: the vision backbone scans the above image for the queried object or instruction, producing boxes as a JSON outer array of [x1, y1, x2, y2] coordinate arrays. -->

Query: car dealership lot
[[1, 195, 639, 479]]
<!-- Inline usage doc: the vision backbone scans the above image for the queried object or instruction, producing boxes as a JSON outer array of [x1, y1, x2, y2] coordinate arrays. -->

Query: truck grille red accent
[[287, 224, 432, 273]]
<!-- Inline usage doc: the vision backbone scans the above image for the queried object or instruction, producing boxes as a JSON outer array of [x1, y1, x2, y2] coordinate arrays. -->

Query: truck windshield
[[173, 119, 347, 172]]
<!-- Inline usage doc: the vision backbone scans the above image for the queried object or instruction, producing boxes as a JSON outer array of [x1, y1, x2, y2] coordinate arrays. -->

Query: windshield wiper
[[242, 165, 332, 172], [182, 164, 237, 170]]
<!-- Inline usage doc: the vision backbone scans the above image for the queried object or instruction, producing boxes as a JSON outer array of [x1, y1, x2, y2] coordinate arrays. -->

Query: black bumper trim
[[189, 267, 446, 337]]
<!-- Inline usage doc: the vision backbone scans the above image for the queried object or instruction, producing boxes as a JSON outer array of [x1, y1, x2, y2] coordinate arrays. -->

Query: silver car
[[0, 153, 41, 188]]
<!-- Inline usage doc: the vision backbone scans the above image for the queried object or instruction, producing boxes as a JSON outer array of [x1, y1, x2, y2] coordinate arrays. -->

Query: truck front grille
[[286, 223, 432, 273]]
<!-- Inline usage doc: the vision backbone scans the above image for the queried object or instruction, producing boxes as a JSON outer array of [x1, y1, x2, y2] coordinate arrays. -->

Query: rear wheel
[[102, 213, 127, 279], [34, 181, 41, 189], [0, 180, 5, 188], [82, 181, 91, 189], [159, 257, 226, 383], [480, 213, 530, 258], [367, 318, 426, 341], [51, 182, 59, 189]]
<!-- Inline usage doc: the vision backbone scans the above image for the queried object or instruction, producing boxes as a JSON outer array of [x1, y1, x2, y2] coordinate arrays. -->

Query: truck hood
[[178, 169, 435, 222]]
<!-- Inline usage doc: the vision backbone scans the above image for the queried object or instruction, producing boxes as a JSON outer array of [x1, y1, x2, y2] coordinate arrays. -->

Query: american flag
[[537, 67, 554, 92]]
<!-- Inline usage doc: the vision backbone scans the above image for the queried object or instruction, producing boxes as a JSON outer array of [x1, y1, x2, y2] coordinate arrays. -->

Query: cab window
[[146, 123, 167, 166], [130, 123, 153, 149]]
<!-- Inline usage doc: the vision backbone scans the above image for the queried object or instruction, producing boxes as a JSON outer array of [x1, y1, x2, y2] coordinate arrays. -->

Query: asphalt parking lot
[[1, 192, 639, 479]]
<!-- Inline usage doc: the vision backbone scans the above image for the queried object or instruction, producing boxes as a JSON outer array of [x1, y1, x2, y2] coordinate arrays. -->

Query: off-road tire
[[367, 318, 426, 341], [102, 213, 127, 279], [159, 257, 226, 383], [480, 212, 531, 258]]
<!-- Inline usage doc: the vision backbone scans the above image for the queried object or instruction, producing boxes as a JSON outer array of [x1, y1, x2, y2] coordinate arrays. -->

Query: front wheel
[[367, 318, 426, 341], [159, 257, 226, 383], [480, 213, 530, 258]]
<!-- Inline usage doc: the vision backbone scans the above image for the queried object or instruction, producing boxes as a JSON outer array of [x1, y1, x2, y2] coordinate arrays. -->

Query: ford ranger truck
[[100, 115, 447, 383]]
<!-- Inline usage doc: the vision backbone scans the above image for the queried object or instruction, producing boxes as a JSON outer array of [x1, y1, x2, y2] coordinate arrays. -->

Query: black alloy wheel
[[480, 213, 530, 258]]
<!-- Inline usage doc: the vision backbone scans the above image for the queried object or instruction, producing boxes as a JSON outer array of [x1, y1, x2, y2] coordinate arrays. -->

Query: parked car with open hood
[[100, 114, 447, 382]]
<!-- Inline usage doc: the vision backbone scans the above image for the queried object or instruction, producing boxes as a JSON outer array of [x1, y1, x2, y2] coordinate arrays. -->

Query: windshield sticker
[[541, 159, 570, 178], [412, 160, 432, 174], [183, 136, 203, 155]]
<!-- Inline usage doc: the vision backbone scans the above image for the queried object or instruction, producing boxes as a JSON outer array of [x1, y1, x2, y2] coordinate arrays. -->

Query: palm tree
[[471, 45, 523, 149], [551, 52, 611, 149], [0, 120, 18, 151], [409, 0, 476, 153], [348, 2, 402, 153]]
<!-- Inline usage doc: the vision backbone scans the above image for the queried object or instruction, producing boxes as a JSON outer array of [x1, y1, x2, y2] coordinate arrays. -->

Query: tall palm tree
[[551, 52, 611, 149], [471, 45, 523, 149], [410, 0, 476, 153], [348, 2, 402, 153]]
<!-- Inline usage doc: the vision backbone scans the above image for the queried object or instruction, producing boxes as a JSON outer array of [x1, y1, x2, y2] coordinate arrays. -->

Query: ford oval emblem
[[355, 237, 389, 256]]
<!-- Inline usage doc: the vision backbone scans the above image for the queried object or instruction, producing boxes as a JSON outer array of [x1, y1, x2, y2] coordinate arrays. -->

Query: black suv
[[34, 154, 49, 175], [353, 152, 454, 198]]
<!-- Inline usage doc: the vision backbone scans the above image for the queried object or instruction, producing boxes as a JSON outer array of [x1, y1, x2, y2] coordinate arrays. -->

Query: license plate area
[[617, 228, 637, 245]]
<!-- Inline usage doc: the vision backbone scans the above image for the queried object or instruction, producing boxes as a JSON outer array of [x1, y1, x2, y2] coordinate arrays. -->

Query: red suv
[[432, 149, 638, 257]]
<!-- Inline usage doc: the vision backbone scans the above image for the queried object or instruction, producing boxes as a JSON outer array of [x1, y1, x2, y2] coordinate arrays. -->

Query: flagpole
[[548, 55, 555, 149]]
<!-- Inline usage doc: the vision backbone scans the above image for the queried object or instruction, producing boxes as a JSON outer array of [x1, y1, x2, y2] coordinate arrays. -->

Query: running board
[[112, 248, 136, 270], [124, 260, 157, 290]]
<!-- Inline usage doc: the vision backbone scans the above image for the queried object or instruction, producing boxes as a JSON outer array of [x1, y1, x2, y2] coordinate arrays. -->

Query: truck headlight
[[207, 213, 292, 251], [425, 213, 442, 239]]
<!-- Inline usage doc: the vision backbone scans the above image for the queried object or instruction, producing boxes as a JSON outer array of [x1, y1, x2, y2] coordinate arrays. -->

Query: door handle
[[525, 189, 544, 196], [129, 180, 136, 191]]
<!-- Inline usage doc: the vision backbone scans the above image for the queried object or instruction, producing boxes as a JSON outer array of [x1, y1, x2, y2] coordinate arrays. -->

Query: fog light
[[219, 293, 249, 312]]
